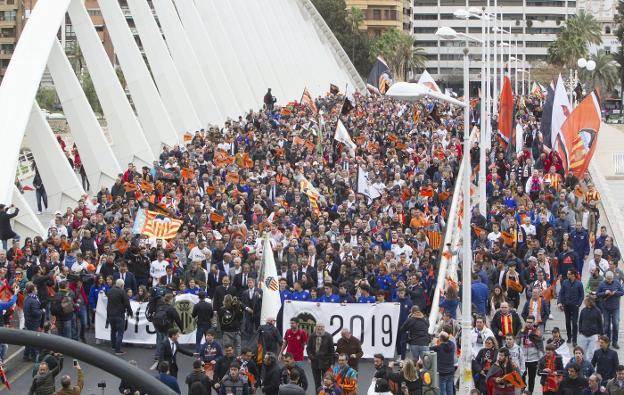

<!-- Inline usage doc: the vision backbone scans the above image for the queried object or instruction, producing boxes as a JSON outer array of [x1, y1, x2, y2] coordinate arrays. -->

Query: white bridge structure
[[0, 0, 365, 238]]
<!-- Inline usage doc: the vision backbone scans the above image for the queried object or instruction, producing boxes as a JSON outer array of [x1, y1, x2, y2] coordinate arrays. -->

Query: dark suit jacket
[[113, 271, 137, 294], [306, 332, 335, 369], [324, 261, 341, 283], [212, 284, 238, 312], [159, 338, 194, 377], [285, 270, 304, 288], [233, 272, 257, 292], [162, 274, 181, 292], [241, 287, 263, 318]]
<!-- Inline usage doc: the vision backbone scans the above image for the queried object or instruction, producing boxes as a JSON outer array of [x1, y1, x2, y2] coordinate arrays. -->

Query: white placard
[[95, 293, 200, 344], [282, 301, 401, 358]]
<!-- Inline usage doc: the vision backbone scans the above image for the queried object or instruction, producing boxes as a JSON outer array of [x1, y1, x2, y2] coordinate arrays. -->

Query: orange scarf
[[501, 314, 513, 335], [528, 298, 543, 323], [543, 355, 559, 392]]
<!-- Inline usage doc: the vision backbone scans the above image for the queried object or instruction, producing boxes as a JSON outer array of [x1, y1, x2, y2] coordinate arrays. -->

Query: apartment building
[[412, 0, 577, 85], [0, 0, 24, 81], [346, 0, 412, 37], [577, 0, 620, 55]]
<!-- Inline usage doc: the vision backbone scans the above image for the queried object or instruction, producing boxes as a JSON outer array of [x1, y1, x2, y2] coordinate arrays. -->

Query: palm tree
[[547, 10, 602, 68], [346, 6, 364, 61], [370, 28, 426, 81], [612, 50, 624, 97], [580, 49, 620, 95]]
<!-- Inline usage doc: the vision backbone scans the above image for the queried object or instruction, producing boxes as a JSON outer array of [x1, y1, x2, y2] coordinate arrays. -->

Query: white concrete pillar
[[151, 0, 223, 126], [126, 0, 202, 135], [0, 0, 69, 204], [173, 0, 242, 118], [47, 40, 120, 191], [11, 186, 47, 239], [24, 103, 85, 213], [68, 0, 154, 168], [98, 0, 179, 152]]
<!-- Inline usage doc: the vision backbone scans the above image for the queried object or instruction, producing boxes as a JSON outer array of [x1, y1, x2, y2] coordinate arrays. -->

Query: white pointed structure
[[0, 0, 364, 239]]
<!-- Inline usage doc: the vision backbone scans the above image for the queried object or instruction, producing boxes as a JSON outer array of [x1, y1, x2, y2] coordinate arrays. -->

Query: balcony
[[0, 36, 15, 44]]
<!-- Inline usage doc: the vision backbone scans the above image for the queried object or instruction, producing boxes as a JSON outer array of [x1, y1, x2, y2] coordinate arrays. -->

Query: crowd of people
[[0, 85, 621, 395]]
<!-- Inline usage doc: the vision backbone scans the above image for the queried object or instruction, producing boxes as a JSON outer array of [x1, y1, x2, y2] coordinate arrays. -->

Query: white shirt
[[588, 258, 609, 274], [391, 243, 413, 259], [71, 260, 89, 272], [188, 246, 205, 263], [150, 259, 168, 286], [471, 327, 495, 357]]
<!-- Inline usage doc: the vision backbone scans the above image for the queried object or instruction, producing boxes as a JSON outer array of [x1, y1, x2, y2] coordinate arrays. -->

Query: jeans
[[409, 344, 430, 362], [523, 361, 538, 394], [1, 234, 19, 251], [109, 316, 125, 353], [604, 308, 621, 345], [23, 325, 38, 360], [439, 374, 454, 395], [76, 305, 88, 340], [70, 315, 79, 341], [222, 331, 241, 356], [155, 330, 166, 359], [57, 319, 72, 339], [578, 334, 598, 360], [35, 189, 48, 212], [563, 304, 580, 343], [195, 325, 210, 353]]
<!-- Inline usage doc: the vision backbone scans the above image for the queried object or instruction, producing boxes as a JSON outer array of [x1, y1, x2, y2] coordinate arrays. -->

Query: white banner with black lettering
[[282, 301, 400, 358], [95, 293, 200, 344]]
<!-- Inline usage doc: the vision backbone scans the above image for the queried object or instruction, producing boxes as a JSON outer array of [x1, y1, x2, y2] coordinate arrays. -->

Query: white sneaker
[[36, 211, 42, 215], [549, 314, 554, 320]]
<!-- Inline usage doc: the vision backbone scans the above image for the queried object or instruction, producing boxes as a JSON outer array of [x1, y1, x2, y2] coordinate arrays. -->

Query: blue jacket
[[471, 281, 489, 315], [597, 280, 624, 311], [558, 279, 584, 307], [23, 294, 41, 329], [570, 228, 590, 260], [158, 373, 181, 394], [396, 296, 414, 324], [439, 298, 459, 320]]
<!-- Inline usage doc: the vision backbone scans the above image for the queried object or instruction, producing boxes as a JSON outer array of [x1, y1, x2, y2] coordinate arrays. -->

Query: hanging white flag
[[551, 74, 571, 154], [515, 123, 524, 155], [334, 120, 356, 157], [357, 166, 382, 203], [418, 69, 441, 92], [259, 235, 281, 324]]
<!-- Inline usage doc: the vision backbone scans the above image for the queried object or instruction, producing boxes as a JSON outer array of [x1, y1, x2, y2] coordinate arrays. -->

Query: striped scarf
[[501, 313, 513, 335]]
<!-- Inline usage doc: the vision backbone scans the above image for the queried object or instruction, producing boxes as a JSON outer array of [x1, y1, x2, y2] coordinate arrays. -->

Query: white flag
[[418, 69, 441, 92], [515, 123, 524, 154], [259, 236, 281, 324], [551, 74, 571, 153], [357, 166, 381, 203], [334, 120, 356, 157]]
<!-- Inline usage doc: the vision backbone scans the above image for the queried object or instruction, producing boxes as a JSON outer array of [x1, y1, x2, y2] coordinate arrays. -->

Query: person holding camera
[[0, 204, 19, 250], [219, 294, 243, 356], [52, 361, 83, 395]]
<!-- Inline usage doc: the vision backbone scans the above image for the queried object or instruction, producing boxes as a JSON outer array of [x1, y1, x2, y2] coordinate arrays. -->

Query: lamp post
[[436, 25, 482, 395], [573, 57, 595, 106], [453, 8, 490, 214]]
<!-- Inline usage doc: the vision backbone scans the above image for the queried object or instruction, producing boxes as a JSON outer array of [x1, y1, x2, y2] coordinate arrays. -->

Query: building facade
[[346, 0, 412, 37], [577, 0, 620, 55], [412, 0, 578, 85], [0, 0, 25, 81]]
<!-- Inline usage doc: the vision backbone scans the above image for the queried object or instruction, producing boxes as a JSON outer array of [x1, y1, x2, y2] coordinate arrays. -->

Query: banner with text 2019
[[282, 301, 400, 358]]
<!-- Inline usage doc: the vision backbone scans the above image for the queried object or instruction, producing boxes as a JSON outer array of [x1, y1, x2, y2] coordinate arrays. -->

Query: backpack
[[152, 304, 170, 332], [53, 291, 74, 315]]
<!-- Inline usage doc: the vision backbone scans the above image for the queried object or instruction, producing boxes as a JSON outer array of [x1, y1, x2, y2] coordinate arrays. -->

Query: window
[[413, 27, 437, 33], [372, 9, 382, 20], [413, 14, 437, 20], [606, 26, 611, 34], [87, 9, 102, 17], [605, 46, 611, 55]]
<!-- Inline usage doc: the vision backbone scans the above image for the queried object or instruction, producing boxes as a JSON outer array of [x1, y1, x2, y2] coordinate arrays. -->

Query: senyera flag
[[142, 210, 183, 239], [301, 88, 317, 113], [560, 90, 601, 178], [498, 76, 514, 146]]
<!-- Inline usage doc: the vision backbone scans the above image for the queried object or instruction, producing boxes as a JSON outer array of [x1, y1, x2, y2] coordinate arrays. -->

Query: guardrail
[[428, 126, 478, 334], [15, 150, 35, 181]]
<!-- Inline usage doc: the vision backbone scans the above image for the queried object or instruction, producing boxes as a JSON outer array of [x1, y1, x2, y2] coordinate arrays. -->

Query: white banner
[[95, 293, 201, 344], [282, 301, 400, 358]]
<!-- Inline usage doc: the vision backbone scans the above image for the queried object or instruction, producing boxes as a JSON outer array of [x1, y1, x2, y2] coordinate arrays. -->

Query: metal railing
[[15, 150, 35, 180]]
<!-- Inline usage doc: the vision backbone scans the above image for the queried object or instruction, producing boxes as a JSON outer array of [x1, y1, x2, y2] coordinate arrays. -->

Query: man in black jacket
[[0, 204, 19, 251], [159, 328, 196, 378], [258, 317, 282, 355], [578, 296, 603, 361], [241, 278, 262, 336], [214, 344, 237, 386], [262, 352, 281, 395], [306, 322, 335, 390], [106, 279, 133, 355], [191, 291, 213, 353], [52, 281, 76, 340], [153, 293, 183, 360], [280, 352, 308, 391], [592, 335, 620, 385], [399, 305, 431, 362], [128, 246, 151, 288]]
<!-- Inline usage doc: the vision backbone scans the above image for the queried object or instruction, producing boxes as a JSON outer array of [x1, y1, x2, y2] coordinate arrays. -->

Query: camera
[[97, 382, 107, 389]]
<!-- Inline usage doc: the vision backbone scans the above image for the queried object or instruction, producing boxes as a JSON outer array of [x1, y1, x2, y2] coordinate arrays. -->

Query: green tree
[[36, 87, 57, 111], [612, 49, 624, 99], [580, 50, 620, 95], [346, 6, 364, 60], [81, 72, 102, 115], [370, 28, 425, 81], [547, 10, 602, 68], [312, 0, 372, 76]]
